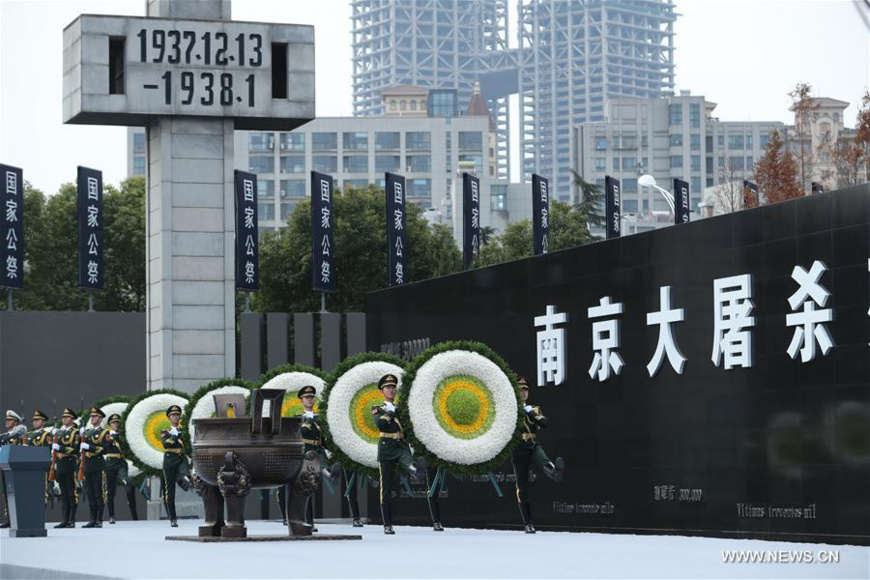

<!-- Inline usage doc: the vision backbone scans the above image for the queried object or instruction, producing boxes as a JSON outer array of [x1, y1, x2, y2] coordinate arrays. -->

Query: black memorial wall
[[365, 185, 870, 544]]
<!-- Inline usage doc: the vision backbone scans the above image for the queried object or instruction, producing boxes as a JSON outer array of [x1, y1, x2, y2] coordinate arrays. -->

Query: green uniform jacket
[[160, 427, 187, 471], [25, 428, 53, 448], [374, 403, 411, 461], [517, 404, 549, 450], [104, 431, 127, 471], [82, 426, 111, 474], [298, 412, 329, 462], [54, 426, 80, 475]]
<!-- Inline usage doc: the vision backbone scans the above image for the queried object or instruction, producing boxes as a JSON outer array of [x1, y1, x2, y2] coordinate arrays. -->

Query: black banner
[[311, 170, 335, 292], [673, 178, 690, 224], [532, 174, 549, 255], [234, 170, 258, 291], [743, 180, 758, 208], [604, 175, 620, 239], [462, 172, 480, 270], [77, 166, 103, 290], [385, 172, 407, 286], [0, 164, 24, 289]]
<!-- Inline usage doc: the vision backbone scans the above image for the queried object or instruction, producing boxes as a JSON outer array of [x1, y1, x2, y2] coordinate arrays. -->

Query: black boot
[[381, 503, 394, 535], [543, 457, 565, 482], [68, 503, 78, 527], [177, 476, 191, 492], [428, 497, 443, 531], [519, 501, 535, 534], [55, 503, 70, 528], [95, 505, 104, 528]]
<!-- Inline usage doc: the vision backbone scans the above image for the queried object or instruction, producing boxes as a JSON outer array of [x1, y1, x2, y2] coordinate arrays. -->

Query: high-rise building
[[351, 0, 514, 179], [574, 91, 782, 233], [520, 0, 677, 201]]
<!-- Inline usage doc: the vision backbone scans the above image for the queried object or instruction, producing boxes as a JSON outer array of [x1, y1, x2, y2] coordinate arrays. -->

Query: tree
[[5, 177, 147, 312], [572, 171, 605, 236], [710, 155, 747, 213], [254, 184, 462, 313], [789, 82, 820, 195], [479, 226, 496, 247], [856, 89, 870, 184], [477, 201, 593, 268], [753, 129, 802, 204]]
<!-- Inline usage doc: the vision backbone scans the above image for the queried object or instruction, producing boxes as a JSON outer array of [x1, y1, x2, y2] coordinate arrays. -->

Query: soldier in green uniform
[[511, 377, 565, 533], [373, 373, 421, 535], [81, 406, 111, 528], [103, 413, 130, 524], [160, 404, 191, 527], [24, 410, 53, 507], [52, 407, 81, 528], [344, 467, 364, 528], [0, 410, 26, 528], [277, 385, 341, 530]]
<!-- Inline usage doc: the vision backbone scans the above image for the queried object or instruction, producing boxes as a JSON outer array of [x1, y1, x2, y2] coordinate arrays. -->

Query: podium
[[0, 445, 50, 537]]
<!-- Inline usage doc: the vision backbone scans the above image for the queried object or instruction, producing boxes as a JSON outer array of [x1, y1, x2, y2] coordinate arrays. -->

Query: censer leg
[[217, 452, 251, 539], [192, 472, 225, 538]]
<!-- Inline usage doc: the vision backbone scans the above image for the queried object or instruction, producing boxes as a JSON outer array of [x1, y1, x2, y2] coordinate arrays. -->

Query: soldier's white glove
[[384, 402, 396, 413], [52, 443, 60, 451], [80, 442, 90, 450], [303, 411, 315, 419], [110, 430, 118, 436], [79, 427, 86, 435], [169, 427, 179, 436], [524, 405, 533, 413]]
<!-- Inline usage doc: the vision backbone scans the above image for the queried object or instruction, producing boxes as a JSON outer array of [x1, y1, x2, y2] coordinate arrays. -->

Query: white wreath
[[187, 385, 251, 444], [408, 350, 516, 466], [326, 361, 405, 469], [125, 393, 188, 470], [99, 401, 141, 479], [261, 372, 325, 397]]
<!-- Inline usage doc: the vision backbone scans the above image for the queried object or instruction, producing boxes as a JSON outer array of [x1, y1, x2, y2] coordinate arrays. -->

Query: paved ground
[[0, 519, 868, 579]]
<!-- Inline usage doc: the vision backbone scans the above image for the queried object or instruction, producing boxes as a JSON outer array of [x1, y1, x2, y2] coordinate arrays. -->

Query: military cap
[[378, 374, 399, 390], [166, 405, 183, 417], [62, 407, 78, 419], [89, 406, 106, 419], [297, 385, 317, 399], [32, 410, 49, 422], [5, 410, 22, 423], [107, 413, 122, 424], [518, 376, 529, 390]]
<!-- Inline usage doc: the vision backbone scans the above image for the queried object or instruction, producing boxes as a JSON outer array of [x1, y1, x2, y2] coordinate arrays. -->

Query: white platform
[[1, 520, 867, 579]]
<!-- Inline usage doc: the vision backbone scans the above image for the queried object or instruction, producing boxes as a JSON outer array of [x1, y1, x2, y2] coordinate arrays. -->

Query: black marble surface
[[365, 185, 870, 544]]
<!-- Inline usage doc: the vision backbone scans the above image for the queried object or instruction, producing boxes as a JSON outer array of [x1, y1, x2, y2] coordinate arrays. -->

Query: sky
[[0, 0, 867, 195]]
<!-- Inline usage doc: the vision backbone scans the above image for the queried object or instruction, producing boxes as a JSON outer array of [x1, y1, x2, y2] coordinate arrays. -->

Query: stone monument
[[63, 0, 314, 392]]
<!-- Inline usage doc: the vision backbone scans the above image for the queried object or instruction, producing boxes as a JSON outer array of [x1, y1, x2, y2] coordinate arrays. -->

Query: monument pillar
[[146, 118, 236, 392], [144, 0, 236, 395]]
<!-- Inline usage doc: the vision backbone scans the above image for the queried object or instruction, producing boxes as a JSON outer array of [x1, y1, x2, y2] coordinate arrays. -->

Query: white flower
[[186, 385, 250, 444], [99, 401, 141, 478], [125, 393, 188, 470], [408, 350, 516, 466], [261, 372, 325, 398], [326, 361, 404, 469]]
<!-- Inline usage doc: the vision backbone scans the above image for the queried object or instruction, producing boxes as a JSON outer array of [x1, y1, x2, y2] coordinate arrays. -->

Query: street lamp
[[638, 174, 675, 214]]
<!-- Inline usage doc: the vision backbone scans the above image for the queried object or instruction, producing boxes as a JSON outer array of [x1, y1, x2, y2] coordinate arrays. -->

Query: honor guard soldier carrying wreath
[[278, 385, 342, 530], [104, 413, 135, 523], [0, 410, 26, 528], [373, 373, 421, 535], [51, 407, 80, 528], [80, 406, 112, 528], [161, 405, 191, 527], [511, 377, 565, 534]]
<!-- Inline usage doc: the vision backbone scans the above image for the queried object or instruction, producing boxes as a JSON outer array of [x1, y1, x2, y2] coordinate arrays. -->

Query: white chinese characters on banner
[[588, 296, 624, 382], [534, 305, 568, 386], [712, 274, 756, 370], [786, 261, 834, 362], [647, 286, 686, 377]]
